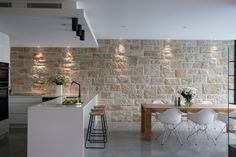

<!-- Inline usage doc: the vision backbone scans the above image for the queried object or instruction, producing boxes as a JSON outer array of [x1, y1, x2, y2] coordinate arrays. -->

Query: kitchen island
[[27, 94, 98, 157]]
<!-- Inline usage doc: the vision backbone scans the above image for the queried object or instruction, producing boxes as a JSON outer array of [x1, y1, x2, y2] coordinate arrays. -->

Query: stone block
[[157, 86, 175, 94], [202, 84, 223, 94], [127, 56, 138, 66], [175, 69, 186, 77], [150, 77, 164, 85], [181, 78, 193, 85], [117, 75, 130, 83], [192, 62, 209, 68], [107, 105, 122, 111], [207, 76, 227, 84], [101, 92, 113, 99], [133, 113, 141, 122], [133, 66, 144, 75], [110, 84, 121, 91], [144, 89, 156, 98], [144, 65, 160, 76], [131, 76, 149, 84], [121, 85, 136, 95], [164, 78, 180, 85], [137, 57, 149, 65]]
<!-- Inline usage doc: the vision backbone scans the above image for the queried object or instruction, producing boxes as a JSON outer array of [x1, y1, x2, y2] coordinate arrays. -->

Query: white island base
[[27, 95, 98, 157]]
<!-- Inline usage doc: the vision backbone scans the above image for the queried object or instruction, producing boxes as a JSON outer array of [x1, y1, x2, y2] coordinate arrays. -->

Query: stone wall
[[10, 40, 234, 122]]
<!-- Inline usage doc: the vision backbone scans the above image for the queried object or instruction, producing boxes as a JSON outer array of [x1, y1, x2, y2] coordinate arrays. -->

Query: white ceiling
[[0, 8, 98, 47], [0, 0, 236, 48], [77, 0, 236, 40]]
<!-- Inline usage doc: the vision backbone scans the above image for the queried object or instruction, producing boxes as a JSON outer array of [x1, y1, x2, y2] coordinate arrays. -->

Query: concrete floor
[[0, 122, 235, 157], [0, 128, 27, 157], [85, 122, 232, 157]]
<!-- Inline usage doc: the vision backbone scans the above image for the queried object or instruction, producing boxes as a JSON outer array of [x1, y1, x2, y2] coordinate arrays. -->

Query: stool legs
[[85, 114, 107, 149]]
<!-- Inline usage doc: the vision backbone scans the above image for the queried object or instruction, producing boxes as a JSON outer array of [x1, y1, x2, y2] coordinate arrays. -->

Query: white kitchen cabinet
[[9, 96, 42, 126], [0, 32, 10, 63], [28, 95, 98, 157]]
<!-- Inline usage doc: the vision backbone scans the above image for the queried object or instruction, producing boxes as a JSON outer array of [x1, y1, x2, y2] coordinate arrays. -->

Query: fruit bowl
[[62, 98, 83, 105]]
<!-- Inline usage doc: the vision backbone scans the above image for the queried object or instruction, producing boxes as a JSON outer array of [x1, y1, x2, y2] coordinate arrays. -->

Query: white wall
[[0, 32, 10, 63]]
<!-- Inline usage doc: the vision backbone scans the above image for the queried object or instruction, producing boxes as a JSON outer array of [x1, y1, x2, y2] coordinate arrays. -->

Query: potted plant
[[53, 74, 70, 96], [178, 87, 197, 107]]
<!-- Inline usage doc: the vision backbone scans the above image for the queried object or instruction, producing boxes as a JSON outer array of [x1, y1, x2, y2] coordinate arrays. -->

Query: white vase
[[56, 85, 63, 96]]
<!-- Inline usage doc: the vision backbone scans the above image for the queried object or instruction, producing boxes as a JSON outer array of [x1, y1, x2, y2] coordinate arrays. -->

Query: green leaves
[[63, 98, 83, 105]]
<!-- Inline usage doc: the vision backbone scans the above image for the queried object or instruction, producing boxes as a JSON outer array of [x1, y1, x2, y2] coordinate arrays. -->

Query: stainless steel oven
[[0, 86, 8, 120], [0, 62, 9, 82], [0, 62, 9, 121]]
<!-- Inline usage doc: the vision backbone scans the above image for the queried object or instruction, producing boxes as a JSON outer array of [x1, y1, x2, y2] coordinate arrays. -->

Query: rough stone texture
[[10, 40, 234, 122]]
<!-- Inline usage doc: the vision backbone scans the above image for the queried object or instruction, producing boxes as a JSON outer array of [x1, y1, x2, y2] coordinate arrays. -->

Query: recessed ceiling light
[[121, 25, 126, 28], [183, 26, 187, 29]]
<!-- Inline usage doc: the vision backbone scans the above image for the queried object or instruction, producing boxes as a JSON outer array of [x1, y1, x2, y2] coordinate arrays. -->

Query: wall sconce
[[76, 24, 81, 36], [72, 17, 78, 31], [79, 30, 85, 41]]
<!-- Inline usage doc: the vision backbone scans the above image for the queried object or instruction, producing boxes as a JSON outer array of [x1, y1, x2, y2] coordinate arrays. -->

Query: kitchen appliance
[[0, 62, 9, 121]]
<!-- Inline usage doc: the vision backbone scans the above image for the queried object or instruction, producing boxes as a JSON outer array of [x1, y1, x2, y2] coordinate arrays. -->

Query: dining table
[[141, 103, 236, 141]]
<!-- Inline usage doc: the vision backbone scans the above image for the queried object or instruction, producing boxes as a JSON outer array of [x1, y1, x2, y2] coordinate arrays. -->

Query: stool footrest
[[85, 112, 108, 149]]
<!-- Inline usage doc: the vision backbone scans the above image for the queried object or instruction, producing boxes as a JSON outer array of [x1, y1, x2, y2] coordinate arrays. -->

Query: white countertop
[[28, 94, 98, 109]]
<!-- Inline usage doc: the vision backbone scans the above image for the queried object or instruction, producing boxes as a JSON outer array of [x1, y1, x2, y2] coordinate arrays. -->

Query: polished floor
[[0, 122, 234, 157], [85, 122, 232, 157], [0, 128, 27, 157]]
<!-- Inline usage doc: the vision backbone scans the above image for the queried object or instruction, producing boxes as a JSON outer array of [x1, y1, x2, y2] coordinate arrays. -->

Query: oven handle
[[0, 87, 9, 89], [0, 67, 9, 70]]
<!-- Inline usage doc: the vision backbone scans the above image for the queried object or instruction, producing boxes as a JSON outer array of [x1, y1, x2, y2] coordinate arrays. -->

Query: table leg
[[141, 105, 145, 133], [227, 124, 234, 133], [144, 108, 152, 141]]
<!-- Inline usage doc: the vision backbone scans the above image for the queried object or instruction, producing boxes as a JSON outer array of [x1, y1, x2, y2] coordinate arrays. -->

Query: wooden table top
[[141, 103, 236, 112]]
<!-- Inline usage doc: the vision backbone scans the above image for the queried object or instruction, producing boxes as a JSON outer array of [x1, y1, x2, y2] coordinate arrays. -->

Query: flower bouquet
[[53, 74, 70, 85], [52, 74, 70, 96], [178, 87, 197, 107]]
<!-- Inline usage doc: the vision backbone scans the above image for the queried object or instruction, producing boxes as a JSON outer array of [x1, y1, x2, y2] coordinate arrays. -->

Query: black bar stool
[[90, 108, 108, 141], [94, 105, 108, 131], [85, 111, 107, 149]]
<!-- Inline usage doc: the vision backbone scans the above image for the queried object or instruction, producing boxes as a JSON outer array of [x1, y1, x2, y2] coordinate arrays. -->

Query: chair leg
[[187, 123, 216, 146], [205, 127, 216, 145], [215, 125, 226, 140], [187, 124, 199, 140], [161, 126, 168, 145], [173, 129, 183, 145], [161, 124, 183, 145]]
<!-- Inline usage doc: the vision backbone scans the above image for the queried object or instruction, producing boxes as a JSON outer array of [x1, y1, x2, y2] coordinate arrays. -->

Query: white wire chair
[[215, 111, 236, 140], [157, 108, 183, 145], [201, 100, 217, 130], [151, 99, 166, 128], [187, 109, 216, 145]]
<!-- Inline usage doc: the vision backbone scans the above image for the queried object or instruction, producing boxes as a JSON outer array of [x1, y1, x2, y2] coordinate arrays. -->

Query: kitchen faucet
[[71, 81, 81, 99]]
